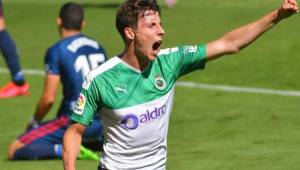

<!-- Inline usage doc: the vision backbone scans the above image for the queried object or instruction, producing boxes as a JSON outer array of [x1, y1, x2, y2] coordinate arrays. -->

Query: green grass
[[1, 0, 300, 169]]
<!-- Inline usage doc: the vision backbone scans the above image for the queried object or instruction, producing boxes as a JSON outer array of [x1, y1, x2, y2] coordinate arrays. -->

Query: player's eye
[[148, 23, 156, 29]]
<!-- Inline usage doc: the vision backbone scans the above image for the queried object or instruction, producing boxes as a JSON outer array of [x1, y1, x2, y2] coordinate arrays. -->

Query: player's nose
[[158, 24, 165, 37]]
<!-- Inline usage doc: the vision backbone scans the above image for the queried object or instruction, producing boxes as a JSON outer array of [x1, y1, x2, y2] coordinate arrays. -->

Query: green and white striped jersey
[[71, 44, 206, 170]]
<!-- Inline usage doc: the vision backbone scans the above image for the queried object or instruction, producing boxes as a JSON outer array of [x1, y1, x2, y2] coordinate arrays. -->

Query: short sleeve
[[44, 47, 60, 75], [159, 44, 206, 79], [71, 77, 102, 126]]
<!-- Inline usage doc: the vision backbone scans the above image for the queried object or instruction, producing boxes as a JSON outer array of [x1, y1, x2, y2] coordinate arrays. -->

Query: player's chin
[[154, 48, 161, 55], [149, 49, 160, 60], [148, 54, 157, 61]]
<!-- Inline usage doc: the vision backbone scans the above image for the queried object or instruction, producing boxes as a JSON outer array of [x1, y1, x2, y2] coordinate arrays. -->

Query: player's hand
[[278, 0, 299, 19], [25, 122, 39, 131], [25, 118, 40, 131]]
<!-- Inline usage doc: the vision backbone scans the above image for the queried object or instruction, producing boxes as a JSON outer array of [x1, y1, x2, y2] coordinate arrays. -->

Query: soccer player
[[7, 2, 107, 160], [63, 0, 298, 169], [0, 0, 29, 98]]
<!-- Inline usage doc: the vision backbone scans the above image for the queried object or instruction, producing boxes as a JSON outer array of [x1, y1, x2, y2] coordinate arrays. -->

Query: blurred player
[[0, 0, 29, 98], [165, 0, 176, 8], [63, 0, 298, 169], [7, 2, 107, 160]]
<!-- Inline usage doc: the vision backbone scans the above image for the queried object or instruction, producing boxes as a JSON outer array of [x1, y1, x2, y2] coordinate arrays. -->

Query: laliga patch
[[74, 93, 86, 115], [154, 75, 166, 90]]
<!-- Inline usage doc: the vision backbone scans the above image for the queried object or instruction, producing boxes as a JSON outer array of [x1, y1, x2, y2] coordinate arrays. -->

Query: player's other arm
[[206, 0, 298, 62], [26, 74, 60, 130], [63, 122, 86, 170]]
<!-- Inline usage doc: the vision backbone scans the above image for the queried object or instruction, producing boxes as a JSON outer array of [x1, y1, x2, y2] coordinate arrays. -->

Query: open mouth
[[152, 41, 162, 51]]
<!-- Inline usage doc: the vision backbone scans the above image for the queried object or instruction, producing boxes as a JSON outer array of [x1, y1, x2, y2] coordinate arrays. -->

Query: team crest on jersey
[[74, 93, 86, 115], [154, 75, 166, 90]]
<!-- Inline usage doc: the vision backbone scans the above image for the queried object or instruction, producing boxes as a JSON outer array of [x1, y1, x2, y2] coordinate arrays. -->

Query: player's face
[[133, 10, 164, 61]]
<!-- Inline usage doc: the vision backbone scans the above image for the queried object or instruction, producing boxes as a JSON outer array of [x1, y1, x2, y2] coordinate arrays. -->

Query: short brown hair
[[116, 0, 161, 40], [59, 2, 84, 30]]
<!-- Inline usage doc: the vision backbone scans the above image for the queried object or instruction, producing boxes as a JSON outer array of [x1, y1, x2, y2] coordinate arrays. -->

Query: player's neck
[[60, 28, 81, 39], [121, 45, 150, 72]]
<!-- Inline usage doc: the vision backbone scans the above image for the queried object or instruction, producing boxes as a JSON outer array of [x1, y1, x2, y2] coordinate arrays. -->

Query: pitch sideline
[[1, 67, 300, 97]]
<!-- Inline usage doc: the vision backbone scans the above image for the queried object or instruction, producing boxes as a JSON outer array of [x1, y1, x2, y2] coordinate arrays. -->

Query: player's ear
[[56, 17, 62, 26], [124, 27, 135, 40], [81, 20, 86, 28]]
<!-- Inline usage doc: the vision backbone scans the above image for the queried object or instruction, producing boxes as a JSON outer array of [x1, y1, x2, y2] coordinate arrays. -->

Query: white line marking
[[0, 68, 44, 76], [176, 82, 300, 97], [1, 68, 300, 97]]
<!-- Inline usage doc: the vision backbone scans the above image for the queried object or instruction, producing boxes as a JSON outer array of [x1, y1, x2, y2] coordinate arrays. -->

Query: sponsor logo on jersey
[[154, 75, 166, 90], [116, 86, 128, 94], [121, 104, 167, 130], [187, 45, 197, 53], [74, 93, 86, 115]]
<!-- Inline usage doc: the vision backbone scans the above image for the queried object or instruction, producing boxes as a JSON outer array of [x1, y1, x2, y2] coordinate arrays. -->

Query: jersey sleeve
[[44, 47, 60, 75], [159, 44, 206, 79], [71, 76, 102, 126]]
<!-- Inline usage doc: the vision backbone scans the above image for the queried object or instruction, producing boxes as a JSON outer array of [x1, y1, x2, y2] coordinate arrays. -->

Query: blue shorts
[[18, 116, 102, 145]]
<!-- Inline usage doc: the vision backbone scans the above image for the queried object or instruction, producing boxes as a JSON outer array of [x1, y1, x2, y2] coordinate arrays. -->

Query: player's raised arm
[[63, 123, 86, 170], [206, 0, 298, 62]]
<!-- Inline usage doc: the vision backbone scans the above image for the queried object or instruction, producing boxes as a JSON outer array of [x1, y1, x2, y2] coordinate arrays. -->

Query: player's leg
[[0, 26, 29, 98], [8, 116, 99, 160], [0, 3, 29, 98], [7, 139, 25, 159], [9, 142, 62, 160], [7, 116, 69, 160]]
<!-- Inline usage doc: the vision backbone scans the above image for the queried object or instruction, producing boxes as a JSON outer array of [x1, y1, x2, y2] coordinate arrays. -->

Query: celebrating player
[[63, 0, 298, 169], [7, 2, 107, 160], [0, 0, 29, 98]]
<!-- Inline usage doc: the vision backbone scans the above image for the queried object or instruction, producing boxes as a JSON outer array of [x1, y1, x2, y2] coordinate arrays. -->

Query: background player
[[0, 0, 29, 98], [165, 0, 176, 8], [7, 2, 107, 160], [63, 0, 298, 169]]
